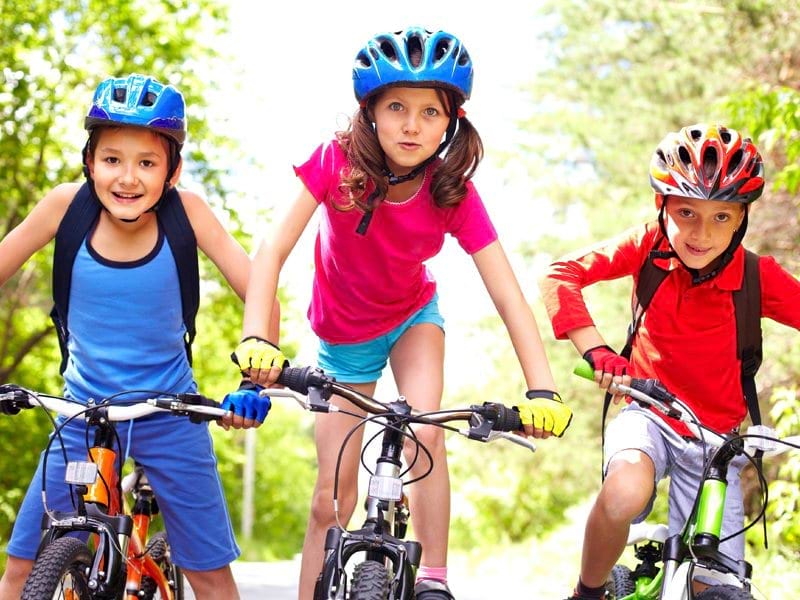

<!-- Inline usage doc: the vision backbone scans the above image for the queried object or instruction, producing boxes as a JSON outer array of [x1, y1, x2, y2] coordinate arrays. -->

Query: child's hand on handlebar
[[582, 345, 630, 403], [516, 390, 573, 438], [230, 336, 288, 386], [219, 380, 272, 430]]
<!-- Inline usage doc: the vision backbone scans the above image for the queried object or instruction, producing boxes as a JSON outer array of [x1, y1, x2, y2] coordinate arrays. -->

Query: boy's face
[[87, 126, 177, 222], [664, 195, 746, 274]]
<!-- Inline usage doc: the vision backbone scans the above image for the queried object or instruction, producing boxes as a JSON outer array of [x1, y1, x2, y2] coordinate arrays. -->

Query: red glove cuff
[[583, 345, 629, 377]]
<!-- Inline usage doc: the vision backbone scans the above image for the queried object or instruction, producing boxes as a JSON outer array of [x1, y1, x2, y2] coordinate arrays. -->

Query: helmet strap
[[383, 109, 459, 186], [81, 137, 181, 222], [659, 198, 749, 284]]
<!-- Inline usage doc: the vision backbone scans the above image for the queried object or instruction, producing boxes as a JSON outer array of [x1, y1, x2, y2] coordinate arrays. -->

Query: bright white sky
[[213, 1, 561, 392]]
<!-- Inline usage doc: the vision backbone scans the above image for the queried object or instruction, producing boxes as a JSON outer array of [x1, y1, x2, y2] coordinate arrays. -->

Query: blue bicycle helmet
[[353, 27, 473, 103], [85, 74, 187, 146]]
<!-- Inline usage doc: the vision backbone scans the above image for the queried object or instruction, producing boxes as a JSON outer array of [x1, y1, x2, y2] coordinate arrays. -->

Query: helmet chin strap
[[656, 201, 749, 284], [356, 109, 460, 235], [82, 139, 180, 224]]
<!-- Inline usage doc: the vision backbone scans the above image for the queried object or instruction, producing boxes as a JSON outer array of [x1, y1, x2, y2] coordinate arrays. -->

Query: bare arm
[[471, 240, 557, 391], [0, 183, 77, 286], [242, 185, 319, 342]]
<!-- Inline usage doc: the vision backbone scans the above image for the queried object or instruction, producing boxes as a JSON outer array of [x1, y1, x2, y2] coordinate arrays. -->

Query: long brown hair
[[335, 88, 483, 212]]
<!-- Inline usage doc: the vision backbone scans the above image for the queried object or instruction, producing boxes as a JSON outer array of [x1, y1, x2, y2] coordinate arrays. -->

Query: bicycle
[[266, 365, 535, 600], [0, 383, 229, 600], [573, 360, 800, 600]]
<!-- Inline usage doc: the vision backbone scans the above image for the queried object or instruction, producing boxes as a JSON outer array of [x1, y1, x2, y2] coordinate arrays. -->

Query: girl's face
[[87, 126, 178, 222], [664, 195, 745, 274], [372, 86, 450, 176]]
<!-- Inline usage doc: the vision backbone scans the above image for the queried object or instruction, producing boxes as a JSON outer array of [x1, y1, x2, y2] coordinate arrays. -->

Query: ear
[[654, 193, 665, 210], [169, 157, 183, 187]]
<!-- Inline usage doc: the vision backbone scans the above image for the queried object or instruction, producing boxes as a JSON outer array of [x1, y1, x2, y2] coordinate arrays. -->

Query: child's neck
[[384, 171, 425, 203]]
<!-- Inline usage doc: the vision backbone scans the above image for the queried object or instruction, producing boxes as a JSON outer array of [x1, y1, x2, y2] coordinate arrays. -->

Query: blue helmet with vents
[[353, 26, 473, 103], [85, 74, 186, 146]]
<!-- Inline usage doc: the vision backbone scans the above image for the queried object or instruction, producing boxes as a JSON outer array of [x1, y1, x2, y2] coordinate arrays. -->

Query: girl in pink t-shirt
[[231, 26, 571, 600]]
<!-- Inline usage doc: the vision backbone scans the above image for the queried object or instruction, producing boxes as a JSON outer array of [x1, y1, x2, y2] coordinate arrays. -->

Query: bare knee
[[0, 556, 34, 599], [596, 451, 655, 523], [308, 483, 357, 529], [404, 425, 446, 470], [183, 565, 238, 600]]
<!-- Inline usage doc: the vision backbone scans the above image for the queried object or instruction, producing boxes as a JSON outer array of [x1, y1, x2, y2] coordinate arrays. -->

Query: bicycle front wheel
[[694, 584, 753, 600], [605, 564, 637, 599], [350, 560, 390, 600], [140, 531, 184, 600], [21, 537, 94, 600]]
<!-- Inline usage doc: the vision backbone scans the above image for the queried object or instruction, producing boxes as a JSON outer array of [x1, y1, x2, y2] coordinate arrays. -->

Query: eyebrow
[[96, 146, 163, 158]]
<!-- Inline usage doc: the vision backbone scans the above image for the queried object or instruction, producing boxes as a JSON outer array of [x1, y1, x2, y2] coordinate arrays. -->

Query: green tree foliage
[[501, 0, 800, 559]]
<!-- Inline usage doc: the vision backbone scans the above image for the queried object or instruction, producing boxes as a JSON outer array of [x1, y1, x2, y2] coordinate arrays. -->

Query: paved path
[[182, 502, 591, 599]]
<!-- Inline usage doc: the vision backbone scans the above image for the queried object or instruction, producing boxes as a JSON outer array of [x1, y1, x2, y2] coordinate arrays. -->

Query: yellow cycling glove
[[231, 336, 288, 374], [516, 390, 573, 437]]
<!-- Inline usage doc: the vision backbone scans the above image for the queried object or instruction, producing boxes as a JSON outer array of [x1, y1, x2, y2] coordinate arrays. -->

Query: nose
[[402, 114, 420, 135], [119, 163, 138, 186]]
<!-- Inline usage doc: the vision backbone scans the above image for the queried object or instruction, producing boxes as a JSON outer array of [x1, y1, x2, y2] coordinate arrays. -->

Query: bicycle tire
[[694, 584, 753, 600], [350, 560, 390, 600], [140, 531, 185, 599], [605, 564, 636, 599], [21, 536, 94, 600]]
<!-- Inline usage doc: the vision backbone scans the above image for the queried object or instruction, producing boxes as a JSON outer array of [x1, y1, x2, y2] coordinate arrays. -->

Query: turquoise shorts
[[318, 293, 445, 383]]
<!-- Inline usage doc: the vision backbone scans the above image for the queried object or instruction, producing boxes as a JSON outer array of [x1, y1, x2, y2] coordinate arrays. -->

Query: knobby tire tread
[[140, 531, 184, 600], [350, 560, 390, 600], [21, 536, 94, 600]]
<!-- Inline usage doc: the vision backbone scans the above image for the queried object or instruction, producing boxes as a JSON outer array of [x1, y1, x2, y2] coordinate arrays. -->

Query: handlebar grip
[[573, 359, 595, 381], [494, 404, 523, 432], [277, 366, 331, 395], [0, 385, 34, 415]]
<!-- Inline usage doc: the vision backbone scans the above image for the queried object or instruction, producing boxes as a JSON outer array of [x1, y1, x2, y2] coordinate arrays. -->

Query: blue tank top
[[62, 227, 196, 404]]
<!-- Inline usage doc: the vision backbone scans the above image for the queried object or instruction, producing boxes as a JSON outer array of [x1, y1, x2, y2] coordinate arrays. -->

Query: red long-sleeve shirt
[[542, 221, 800, 434]]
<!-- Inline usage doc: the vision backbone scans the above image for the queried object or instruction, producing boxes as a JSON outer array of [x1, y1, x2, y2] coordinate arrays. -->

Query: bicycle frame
[[0, 388, 227, 600], [317, 398, 421, 600], [572, 362, 799, 600], [37, 407, 179, 599], [271, 366, 534, 600]]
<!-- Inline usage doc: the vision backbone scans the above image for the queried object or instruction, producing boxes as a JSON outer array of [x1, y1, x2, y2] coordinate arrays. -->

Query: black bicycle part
[[605, 564, 636, 598], [350, 560, 391, 599], [694, 584, 754, 599], [139, 531, 185, 599], [21, 537, 94, 599]]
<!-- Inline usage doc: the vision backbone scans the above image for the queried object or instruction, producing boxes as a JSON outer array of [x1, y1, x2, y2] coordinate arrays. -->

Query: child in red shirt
[[540, 124, 800, 599]]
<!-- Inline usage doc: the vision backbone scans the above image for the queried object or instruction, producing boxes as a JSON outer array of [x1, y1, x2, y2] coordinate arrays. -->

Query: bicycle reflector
[[65, 461, 99, 486]]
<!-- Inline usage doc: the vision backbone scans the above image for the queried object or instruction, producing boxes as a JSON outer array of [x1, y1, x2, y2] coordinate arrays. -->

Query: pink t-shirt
[[294, 139, 498, 343]]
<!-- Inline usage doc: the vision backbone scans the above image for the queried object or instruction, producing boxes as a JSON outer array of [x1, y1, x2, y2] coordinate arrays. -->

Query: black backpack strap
[[734, 249, 763, 427], [158, 188, 200, 365], [51, 184, 101, 374], [601, 255, 670, 479]]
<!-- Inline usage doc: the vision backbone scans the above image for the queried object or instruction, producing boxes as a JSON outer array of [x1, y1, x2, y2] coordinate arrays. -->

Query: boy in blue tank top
[[0, 74, 275, 599]]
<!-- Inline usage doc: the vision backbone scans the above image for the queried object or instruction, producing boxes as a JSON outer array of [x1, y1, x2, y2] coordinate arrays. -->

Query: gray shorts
[[604, 403, 748, 561]]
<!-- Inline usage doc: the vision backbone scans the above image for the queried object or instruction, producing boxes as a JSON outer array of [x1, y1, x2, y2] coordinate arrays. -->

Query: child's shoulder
[[41, 182, 84, 223]]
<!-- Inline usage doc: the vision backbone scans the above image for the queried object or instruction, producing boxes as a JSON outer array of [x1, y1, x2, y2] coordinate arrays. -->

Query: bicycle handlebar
[[0, 384, 230, 422], [273, 366, 535, 452], [573, 360, 800, 457]]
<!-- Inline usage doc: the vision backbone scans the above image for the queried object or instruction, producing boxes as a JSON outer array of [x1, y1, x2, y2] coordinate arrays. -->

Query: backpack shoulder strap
[[734, 249, 763, 425], [157, 188, 200, 364], [51, 183, 101, 374], [600, 254, 671, 478]]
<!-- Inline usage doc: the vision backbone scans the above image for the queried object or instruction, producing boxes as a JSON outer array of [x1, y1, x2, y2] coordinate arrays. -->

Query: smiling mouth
[[112, 192, 143, 202], [685, 243, 709, 255]]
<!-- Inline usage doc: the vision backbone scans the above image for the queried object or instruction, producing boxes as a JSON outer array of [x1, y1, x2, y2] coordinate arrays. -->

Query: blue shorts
[[318, 293, 445, 383], [604, 403, 748, 561], [7, 413, 239, 571]]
